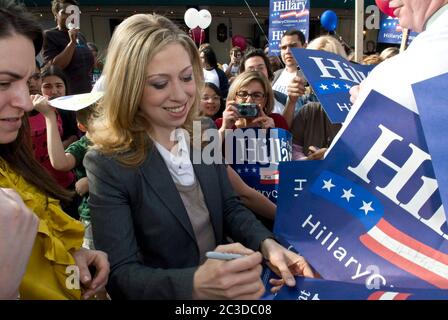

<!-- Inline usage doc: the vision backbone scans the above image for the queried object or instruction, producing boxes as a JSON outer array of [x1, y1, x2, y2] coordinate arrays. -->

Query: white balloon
[[184, 8, 199, 29], [198, 9, 212, 29]]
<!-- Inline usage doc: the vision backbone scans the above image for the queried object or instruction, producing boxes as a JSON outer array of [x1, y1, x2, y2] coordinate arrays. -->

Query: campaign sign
[[268, 0, 310, 56], [225, 128, 292, 203], [291, 48, 375, 124], [275, 90, 448, 290], [413, 72, 448, 215], [378, 14, 418, 45], [275, 277, 448, 300]]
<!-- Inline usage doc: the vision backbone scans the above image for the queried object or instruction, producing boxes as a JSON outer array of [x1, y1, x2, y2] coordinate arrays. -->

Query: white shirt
[[272, 69, 296, 96], [273, 97, 286, 114], [329, 4, 448, 153], [154, 129, 195, 186]]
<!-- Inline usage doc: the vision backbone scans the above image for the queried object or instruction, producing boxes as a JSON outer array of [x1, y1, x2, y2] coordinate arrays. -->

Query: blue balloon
[[320, 10, 338, 32]]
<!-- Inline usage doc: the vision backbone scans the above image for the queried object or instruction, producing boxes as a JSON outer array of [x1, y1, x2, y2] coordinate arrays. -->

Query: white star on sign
[[322, 179, 335, 192], [344, 84, 351, 89], [359, 201, 374, 215], [252, 168, 257, 173], [341, 188, 355, 202], [245, 167, 249, 173], [237, 169, 242, 173], [332, 83, 340, 89], [320, 84, 328, 90]]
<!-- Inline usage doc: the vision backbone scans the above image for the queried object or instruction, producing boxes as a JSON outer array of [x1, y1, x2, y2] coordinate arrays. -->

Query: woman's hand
[[260, 238, 314, 293], [221, 101, 240, 129], [251, 105, 275, 129], [192, 243, 265, 300], [72, 248, 109, 300]]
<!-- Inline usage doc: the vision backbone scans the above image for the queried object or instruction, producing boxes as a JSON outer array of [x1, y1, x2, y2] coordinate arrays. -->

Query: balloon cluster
[[184, 8, 212, 45]]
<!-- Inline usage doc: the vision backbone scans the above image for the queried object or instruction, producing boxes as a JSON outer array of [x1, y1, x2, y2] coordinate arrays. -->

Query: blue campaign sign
[[413, 72, 448, 216], [275, 277, 448, 300], [378, 14, 418, 45], [291, 48, 375, 124], [267, 0, 310, 56], [275, 90, 448, 290], [225, 128, 292, 203]]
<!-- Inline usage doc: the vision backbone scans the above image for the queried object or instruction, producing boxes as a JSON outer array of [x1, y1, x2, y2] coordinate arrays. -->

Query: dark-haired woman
[[0, 0, 108, 300]]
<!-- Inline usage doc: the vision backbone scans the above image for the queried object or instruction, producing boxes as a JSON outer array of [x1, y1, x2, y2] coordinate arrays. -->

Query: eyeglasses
[[280, 42, 300, 50], [236, 91, 265, 100], [247, 65, 267, 72], [201, 96, 220, 102]]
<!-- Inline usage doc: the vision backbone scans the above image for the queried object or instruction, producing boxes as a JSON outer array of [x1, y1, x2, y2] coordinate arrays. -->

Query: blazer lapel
[[140, 147, 196, 242]]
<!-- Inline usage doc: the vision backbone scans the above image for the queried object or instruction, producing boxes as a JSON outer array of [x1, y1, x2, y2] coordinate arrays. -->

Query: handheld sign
[[225, 128, 292, 203], [275, 277, 448, 300], [413, 72, 448, 216], [49, 91, 103, 111], [378, 14, 418, 46], [267, 0, 310, 56], [291, 48, 375, 124], [275, 89, 448, 290]]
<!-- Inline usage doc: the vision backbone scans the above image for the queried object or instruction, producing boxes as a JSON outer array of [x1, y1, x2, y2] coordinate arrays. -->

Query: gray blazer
[[84, 146, 273, 300]]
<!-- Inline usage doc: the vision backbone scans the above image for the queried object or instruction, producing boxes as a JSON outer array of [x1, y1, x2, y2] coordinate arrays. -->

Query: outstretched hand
[[260, 238, 314, 294]]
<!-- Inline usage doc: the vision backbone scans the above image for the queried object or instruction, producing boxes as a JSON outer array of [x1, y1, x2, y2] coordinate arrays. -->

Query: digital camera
[[236, 103, 259, 118]]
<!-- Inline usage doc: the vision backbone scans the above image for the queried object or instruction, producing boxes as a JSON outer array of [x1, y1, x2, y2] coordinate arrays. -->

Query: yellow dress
[[0, 158, 85, 299]]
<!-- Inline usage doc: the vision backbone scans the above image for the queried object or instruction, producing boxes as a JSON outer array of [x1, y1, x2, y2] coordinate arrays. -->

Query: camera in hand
[[237, 103, 259, 118]]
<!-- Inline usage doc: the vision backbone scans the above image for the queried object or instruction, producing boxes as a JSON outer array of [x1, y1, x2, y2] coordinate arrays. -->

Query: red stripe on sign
[[394, 293, 411, 300], [367, 291, 385, 300], [360, 232, 448, 289], [377, 219, 448, 265]]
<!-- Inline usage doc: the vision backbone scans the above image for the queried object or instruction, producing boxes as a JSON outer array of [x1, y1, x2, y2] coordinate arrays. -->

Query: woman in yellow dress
[[0, 0, 109, 300]]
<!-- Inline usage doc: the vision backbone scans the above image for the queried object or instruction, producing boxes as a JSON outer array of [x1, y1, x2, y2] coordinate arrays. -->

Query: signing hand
[[192, 243, 265, 300]]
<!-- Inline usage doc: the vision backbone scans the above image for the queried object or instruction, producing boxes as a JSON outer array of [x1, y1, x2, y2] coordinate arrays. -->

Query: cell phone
[[236, 103, 259, 118]]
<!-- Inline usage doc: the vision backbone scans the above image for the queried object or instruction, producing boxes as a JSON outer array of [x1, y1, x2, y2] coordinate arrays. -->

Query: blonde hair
[[380, 47, 399, 60], [362, 54, 383, 65], [228, 71, 275, 114], [307, 35, 347, 59], [90, 14, 203, 167]]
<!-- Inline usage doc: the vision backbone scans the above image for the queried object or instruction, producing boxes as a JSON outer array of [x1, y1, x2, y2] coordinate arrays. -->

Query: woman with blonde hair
[[380, 46, 399, 61], [306, 35, 348, 59], [216, 71, 289, 135], [85, 13, 313, 300]]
